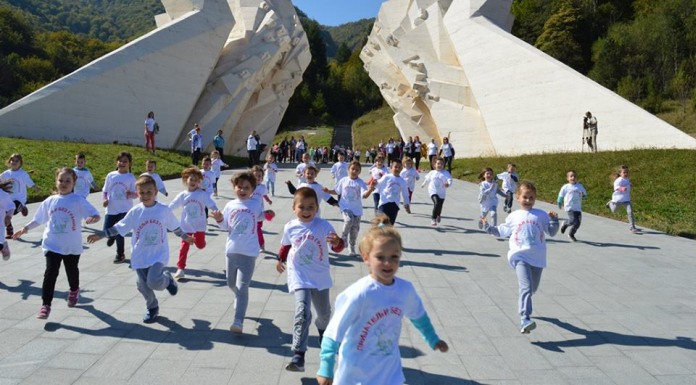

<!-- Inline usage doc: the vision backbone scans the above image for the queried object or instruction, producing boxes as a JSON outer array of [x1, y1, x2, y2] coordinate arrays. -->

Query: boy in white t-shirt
[[330, 153, 348, 184], [557, 170, 587, 242], [73, 153, 99, 199], [101, 151, 137, 264], [497, 163, 519, 213], [277, 187, 345, 372], [88, 175, 193, 324], [141, 160, 168, 197]]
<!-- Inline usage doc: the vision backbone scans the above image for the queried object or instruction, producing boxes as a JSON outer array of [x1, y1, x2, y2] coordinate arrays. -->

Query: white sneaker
[[173, 269, 185, 280], [477, 219, 484, 230], [230, 320, 243, 334], [431, 219, 437, 227]]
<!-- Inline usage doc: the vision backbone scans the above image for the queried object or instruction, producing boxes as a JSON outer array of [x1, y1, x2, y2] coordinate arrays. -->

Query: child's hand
[[183, 235, 195, 244], [276, 260, 286, 273], [87, 234, 103, 244], [322, 187, 331, 193], [548, 211, 558, 219], [434, 340, 449, 352], [326, 233, 342, 246], [102, 200, 109, 208], [316, 377, 333, 385], [618, 186, 627, 192], [85, 215, 100, 225], [210, 210, 223, 222], [11, 227, 27, 240]]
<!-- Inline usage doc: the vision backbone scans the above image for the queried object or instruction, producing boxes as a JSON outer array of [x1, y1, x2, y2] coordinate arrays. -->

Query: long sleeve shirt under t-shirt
[[496, 171, 519, 194], [280, 217, 337, 293], [168, 190, 218, 233], [26, 193, 99, 255], [217, 198, 263, 257], [111, 202, 180, 269], [558, 183, 587, 212], [486, 208, 559, 269], [376, 174, 410, 207]]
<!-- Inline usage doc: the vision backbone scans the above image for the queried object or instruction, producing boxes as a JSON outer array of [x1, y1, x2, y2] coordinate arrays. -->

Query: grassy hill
[[353, 106, 696, 238]]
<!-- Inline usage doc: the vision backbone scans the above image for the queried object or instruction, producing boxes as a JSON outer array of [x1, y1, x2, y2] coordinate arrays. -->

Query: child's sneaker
[[630, 227, 640, 234], [285, 353, 305, 372], [560, 222, 568, 234], [229, 320, 243, 334], [67, 288, 79, 307], [1, 242, 10, 261], [143, 306, 159, 323], [477, 219, 484, 230], [173, 269, 185, 280], [113, 254, 125, 264], [431, 219, 437, 227], [37, 305, 51, 320], [20, 205, 28, 216], [436, 215, 441, 223], [568, 233, 577, 242], [165, 272, 178, 295], [520, 319, 536, 334], [5, 225, 13, 240]]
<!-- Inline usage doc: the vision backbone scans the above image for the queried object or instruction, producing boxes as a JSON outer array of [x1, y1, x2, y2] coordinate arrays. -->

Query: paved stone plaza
[[0, 164, 694, 385]]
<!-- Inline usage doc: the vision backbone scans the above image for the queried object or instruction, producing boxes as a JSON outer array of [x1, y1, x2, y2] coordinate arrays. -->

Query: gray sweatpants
[[341, 210, 361, 248], [609, 201, 636, 229], [292, 288, 331, 353], [135, 262, 171, 311], [226, 253, 257, 326], [515, 261, 543, 321]]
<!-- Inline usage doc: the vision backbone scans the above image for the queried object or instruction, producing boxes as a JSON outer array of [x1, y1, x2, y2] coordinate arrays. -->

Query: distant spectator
[[247, 130, 259, 167], [213, 130, 225, 159], [144, 111, 158, 154], [191, 124, 203, 166]]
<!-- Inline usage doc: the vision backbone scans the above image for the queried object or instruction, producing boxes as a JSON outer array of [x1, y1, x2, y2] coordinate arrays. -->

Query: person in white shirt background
[[421, 158, 452, 227], [607, 164, 639, 233], [426, 139, 439, 170]]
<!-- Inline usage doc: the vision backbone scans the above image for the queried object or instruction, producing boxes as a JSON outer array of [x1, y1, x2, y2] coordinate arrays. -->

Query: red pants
[[177, 231, 206, 269], [145, 131, 156, 152], [256, 221, 264, 248]]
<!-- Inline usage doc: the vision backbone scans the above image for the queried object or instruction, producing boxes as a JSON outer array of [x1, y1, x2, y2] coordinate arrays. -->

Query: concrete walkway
[[0, 163, 694, 385]]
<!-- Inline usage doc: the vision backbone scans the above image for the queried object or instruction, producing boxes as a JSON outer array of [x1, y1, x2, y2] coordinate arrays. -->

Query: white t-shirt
[[263, 162, 278, 183], [422, 170, 452, 199], [612, 177, 631, 203], [251, 184, 269, 215], [323, 275, 427, 385], [201, 169, 215, 195], [369, 165, 388, 183], [496, 171, 519, 194], [335, 177, 368, 216], [103, 171, 136, 215], [331, 161, 348, 182], [399, 168, 420, 191], [295, 161, 316, 184], [281, 217, 337, 293], [211, 158, 226, 179], [1, 169, 35, 204], [558, 182, 587, 212], [297, 182, 332, 216], [74, 167, 96, 198], [376, 174, 410, 207], [145, 117, 156, 133], [440, 143, 454, 157], [113, 202, 180, 269], [246, 135, 258, 151], [29, 193, 99, 255], [385, 142, 396, 154], [218, 198, 263, 257], [168, 189, 218, 233], [493, 208, 554, 269], [478, 180, 498, 210], [140, 172, 167, 196], [426, 142, 438, 156]]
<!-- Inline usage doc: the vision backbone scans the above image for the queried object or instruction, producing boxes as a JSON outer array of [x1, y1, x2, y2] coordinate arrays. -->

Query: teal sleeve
[[410, 313, 440, 349], [556, 195, 563, 206], [317, 336, 339, 379]]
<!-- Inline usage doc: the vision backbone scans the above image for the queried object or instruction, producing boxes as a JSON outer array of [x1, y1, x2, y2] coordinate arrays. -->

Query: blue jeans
[[292, 288, 331, 352]]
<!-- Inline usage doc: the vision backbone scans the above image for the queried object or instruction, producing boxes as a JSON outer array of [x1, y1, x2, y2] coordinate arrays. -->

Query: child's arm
[[557, 186, 565, 209], [263, 194, 272, 205], [410, 313, 449, 352], [316, 337, 339, 385], [326, 232, 345, 253], [210, 210, 227, 230], [323, 187, 338, 195], [12, 220, 41, 239], [276, 244, 291, 273]]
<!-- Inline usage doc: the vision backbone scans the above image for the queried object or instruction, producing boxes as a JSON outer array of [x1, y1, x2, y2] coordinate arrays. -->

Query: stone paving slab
[[0, 162, 694, 385]]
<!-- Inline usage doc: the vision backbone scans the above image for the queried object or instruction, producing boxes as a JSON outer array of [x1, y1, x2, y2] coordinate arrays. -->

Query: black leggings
[[43, 251, 80, 306], [431, 195, 445, 220], [104, 212, 127, 256]]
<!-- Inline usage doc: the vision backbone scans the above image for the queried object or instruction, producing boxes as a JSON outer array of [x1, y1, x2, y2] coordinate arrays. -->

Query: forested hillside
[[322, 18, 374, 59]]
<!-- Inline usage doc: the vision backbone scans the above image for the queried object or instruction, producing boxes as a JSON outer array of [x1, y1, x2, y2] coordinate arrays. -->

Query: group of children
[[1, 146, 640, 384]]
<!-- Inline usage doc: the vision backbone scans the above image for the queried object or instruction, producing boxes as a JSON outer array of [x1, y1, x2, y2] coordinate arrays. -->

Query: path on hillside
[[332, 124, 352, 148], [0, 165, 695, 384]]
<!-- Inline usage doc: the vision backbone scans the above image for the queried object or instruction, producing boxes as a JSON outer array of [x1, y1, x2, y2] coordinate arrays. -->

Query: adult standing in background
[[280, 137, 289, 163], [427, 138, 438, 170], [439, 136, 455, 172], [213, 130, 225, 159], [413, 136, 423, 171], [144, 111, 157, 154], [247, 130, 259, 167], [191, 124, 203, 166]]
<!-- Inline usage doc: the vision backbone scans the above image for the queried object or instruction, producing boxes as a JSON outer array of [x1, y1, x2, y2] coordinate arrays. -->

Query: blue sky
[[292, 0, 384, 26]]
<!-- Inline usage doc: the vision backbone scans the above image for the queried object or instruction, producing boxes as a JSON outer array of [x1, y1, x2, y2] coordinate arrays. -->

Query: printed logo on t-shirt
[[184, 200, 203, 219], [514, 221, 542, 247], [49, 207, 78, 234], [75, 176, 88, 192], [229, 208, 256, 235], [135, 219, 165, 246], [357, 307, 402, 354], [344, 184, 360, 202], [110, 182, 128, 200], [292, 233, 326, 264]]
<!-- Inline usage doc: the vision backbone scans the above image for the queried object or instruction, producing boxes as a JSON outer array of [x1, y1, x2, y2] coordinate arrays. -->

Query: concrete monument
[[0, 0, 310, 158], [361, 0, 696, 157]]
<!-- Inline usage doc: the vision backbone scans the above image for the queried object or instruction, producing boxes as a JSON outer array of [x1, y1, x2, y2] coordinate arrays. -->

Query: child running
[[102, 151, 137, 264], [263, 154, 278, 197], [168, 167, 219, 280], [421, 157, 452, 226], [607, 165, 639, 233], [141, 160, 168, 197], [88, 175, 190, 323], [73, 153, 99, 199], [211, 150, 228, 198], [324, 161, 372, 256], [482, 181, 559, 333], [0, 181, 14, 260], [497, 163, 519, 213], [13, 168, 100, 319], [289, 152, 316, 188], [316, 216, 448, 384], [211, 171, 270, 334], [330, 153, 348, 184], [277, 187, 345, 372], [286, 166, 338, 215], [399, 157, 419, 207], [251, 165, 273, 251], [477, 167, 499, 229], [368, 156, 388, 214], [2, 153, 40, 239], [367, 159, 410, 226], [557, 170, 587, 242]]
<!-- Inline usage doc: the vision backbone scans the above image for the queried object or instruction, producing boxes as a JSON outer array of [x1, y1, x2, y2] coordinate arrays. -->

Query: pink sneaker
[[67, 288, 79, 307], [1, 242, 9, 261], [37, 305, 51, 319]]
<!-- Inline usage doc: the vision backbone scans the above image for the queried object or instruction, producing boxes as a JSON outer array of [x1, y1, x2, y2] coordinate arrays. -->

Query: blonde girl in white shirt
[[14, 168, 100, 320], [477, 167, 499, 229], [421, 157, 452, 226], [607, 165, 638, 233], [317, 216, 448, 385], [2, 153, 40, 238]]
